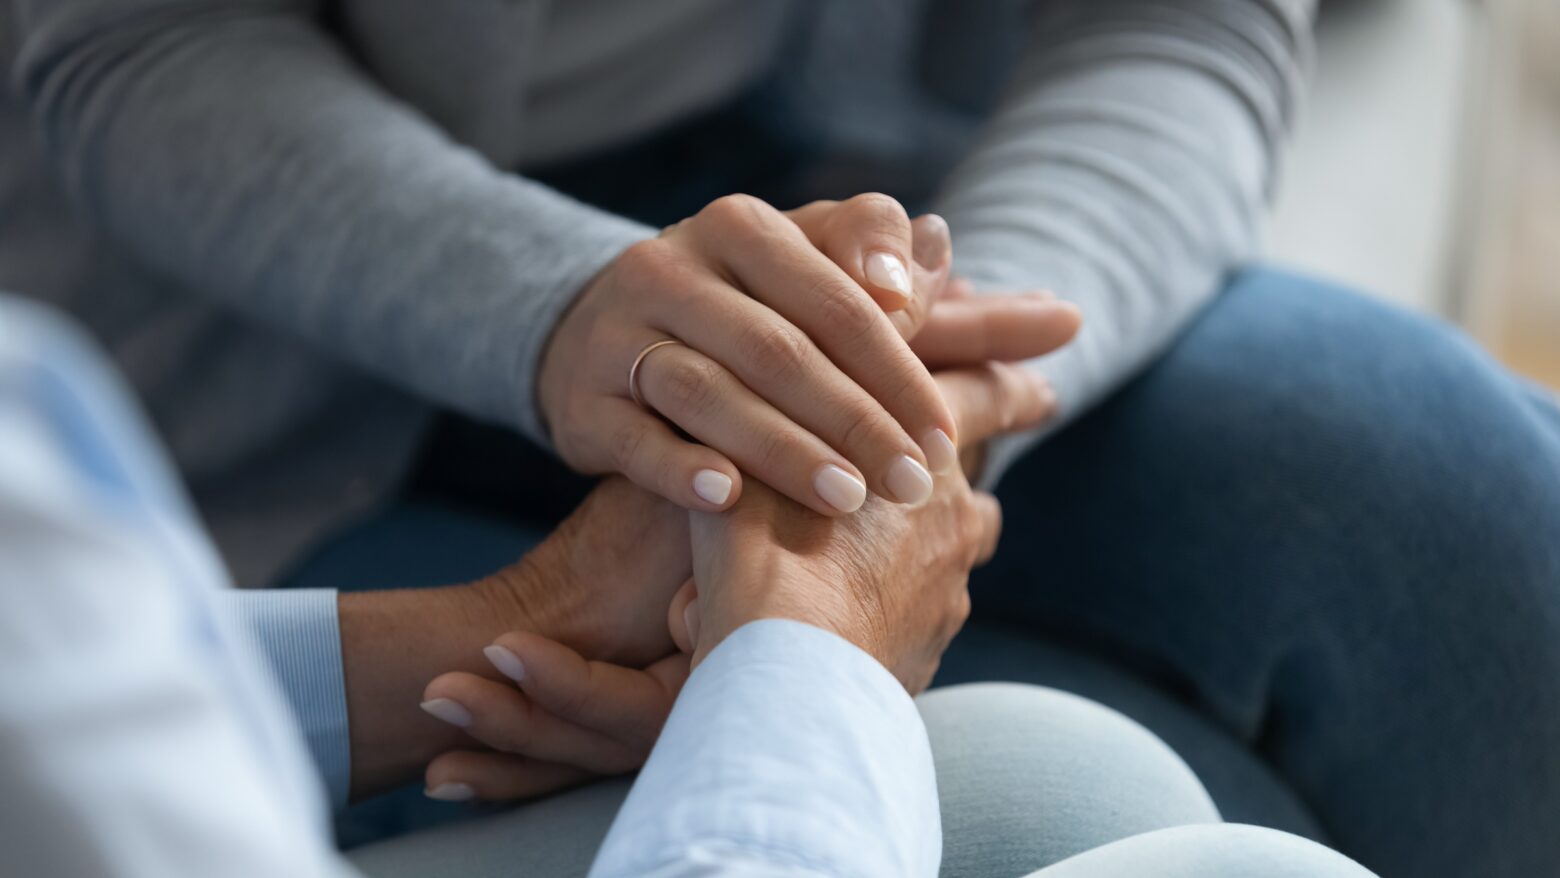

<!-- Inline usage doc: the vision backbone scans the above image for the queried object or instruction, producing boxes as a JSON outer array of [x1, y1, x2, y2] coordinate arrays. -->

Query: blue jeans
[[291, 266, 1560, 875], [935, 265, 1560, 877]]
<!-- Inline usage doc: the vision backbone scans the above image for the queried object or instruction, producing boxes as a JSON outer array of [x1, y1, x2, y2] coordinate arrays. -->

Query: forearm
[[11, 0, 652, 443], [933, 0, 1314, 479], [225, 570, 592, 803], [338, 583, 542, 799]]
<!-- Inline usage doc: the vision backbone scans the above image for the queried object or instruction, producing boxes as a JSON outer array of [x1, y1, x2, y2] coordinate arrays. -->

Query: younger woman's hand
[[537, 193, 1079, 517]]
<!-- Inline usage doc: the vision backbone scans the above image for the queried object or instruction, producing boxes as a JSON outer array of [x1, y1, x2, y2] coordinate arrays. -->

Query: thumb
[[667, 578, 699, 654]]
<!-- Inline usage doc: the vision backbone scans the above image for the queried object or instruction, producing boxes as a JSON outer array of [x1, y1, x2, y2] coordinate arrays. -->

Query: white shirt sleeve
[[0, 296, 351, 878], [590, 619, 942, 878], [1, 295, 943, 878]]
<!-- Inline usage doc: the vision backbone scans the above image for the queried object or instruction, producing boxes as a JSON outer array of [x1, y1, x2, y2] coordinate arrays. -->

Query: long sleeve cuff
[[590, 619, 941, 878], [217, 589, 352, 809]]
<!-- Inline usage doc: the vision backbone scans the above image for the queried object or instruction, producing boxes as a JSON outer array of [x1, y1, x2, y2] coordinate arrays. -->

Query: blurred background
[[1269, 0, 1558, 388]]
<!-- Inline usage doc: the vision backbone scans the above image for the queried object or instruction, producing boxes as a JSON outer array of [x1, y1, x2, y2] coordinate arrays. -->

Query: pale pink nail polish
[[865, 251, 912, 304], [884, 455, 933, 505], [484, 644, 526, 683], [425, 783, 475, 802], [692, 469, 733, 505], [814, 464, 867, 512], [420, 697, 472, 728]]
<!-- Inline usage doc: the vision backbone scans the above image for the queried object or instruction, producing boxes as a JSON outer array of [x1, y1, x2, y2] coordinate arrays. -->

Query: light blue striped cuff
[[217, 588, 351, 808]]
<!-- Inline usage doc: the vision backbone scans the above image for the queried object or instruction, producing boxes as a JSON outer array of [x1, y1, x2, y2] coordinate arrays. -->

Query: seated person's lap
[[971, 265, 1560, 876], [349, 683, 1221, 878], [289, 266, 1560, 875]]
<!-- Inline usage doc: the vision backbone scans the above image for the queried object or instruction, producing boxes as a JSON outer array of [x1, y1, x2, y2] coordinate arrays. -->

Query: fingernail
[[920, 429, 958, 474], [420, 697, 472, 728], [425, 783, 475, 802], [692, 469, 733, 506], [484, 644, 526, 683], [884, 455, 934, 505], [814, 464, 867, 513], [865, 251, 912, 304]]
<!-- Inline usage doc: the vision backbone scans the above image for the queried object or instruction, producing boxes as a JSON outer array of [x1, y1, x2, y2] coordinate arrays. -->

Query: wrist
[[471, 562, 568, 642], [696, 556, 879, 669], [469, 557, 621, 660]]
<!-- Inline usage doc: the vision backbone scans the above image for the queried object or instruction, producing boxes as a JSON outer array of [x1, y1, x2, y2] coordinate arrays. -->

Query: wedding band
[[628, 339, 684, 409]]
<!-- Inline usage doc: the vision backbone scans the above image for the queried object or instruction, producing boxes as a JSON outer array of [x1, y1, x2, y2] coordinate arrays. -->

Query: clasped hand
[[420, 194, 1079, 801]]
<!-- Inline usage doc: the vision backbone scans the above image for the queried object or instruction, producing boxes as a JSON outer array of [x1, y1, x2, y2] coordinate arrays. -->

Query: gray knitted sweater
[[1, 0, 1313, 584]]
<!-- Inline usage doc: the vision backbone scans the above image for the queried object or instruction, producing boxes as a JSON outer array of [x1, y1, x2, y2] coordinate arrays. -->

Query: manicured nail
[[692, 469, 733, 506], [865, 251, 912, 304], [884, 455, 934, 505], [425, 783, 475, 802], [483, 644, 526, 683], [814, 464, 867, 513], [920, 429, 958, 474], [420, 697, 472, 728]]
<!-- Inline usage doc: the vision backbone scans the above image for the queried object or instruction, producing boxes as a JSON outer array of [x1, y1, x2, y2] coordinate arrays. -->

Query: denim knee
[[1030, 824, 1374, 878], [1202, 268, 1556, 510], [1177, 267, 1560, 600], [920, 683, 1219, 878]]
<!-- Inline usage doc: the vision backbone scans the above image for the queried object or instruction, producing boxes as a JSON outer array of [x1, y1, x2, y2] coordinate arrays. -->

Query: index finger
[[695, 200, 959, 462], [911, 296, 1082, 370]]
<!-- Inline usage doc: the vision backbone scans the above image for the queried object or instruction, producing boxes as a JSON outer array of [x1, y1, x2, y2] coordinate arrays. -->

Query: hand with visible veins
[[345, 215, 1080, 802]]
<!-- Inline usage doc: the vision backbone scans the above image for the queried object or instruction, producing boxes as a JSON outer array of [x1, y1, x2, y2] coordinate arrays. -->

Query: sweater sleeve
[[931, 0, 1315, 483], [8, 0, 655, 446]]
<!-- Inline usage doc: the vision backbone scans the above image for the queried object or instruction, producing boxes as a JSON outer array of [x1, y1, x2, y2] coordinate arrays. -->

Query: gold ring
[[628, 339, 683, 409]]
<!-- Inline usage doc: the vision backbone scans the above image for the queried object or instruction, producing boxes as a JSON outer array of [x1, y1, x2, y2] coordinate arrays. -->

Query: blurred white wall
[[1265, 0, 1482, 316]]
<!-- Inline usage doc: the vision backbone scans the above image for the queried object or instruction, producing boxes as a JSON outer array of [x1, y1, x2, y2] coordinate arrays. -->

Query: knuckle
[[701, 193, 773, 231], [810, 275, 877, 342], [846, 192, 909, 226], [610, 420, 651, 471], [753, 426, 808, 474], [836, 400, 890, 454], [745, 321, 811, 380], [875, 355, 937, 418], [661, 356, 724, 415], [614, 237, 681, 280]]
